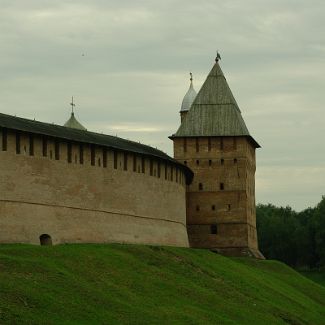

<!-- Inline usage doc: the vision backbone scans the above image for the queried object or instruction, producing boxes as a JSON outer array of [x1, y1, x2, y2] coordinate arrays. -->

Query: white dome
[[180, 77, 197, 112]]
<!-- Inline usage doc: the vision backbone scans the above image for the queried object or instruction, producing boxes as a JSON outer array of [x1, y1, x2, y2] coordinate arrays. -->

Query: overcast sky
[[0, 0, 324, 211]]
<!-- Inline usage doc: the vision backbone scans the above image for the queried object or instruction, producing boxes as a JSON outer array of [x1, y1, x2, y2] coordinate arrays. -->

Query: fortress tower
[[170, 58, 263, 258]]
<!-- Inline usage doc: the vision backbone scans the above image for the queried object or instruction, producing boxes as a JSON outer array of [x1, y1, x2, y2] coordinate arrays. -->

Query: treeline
[[256, 196, 325, 268]]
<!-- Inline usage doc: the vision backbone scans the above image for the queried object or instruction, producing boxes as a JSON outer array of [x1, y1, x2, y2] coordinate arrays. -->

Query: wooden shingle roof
[[171, 62, 260, 148], [0, 112, 193, 183]]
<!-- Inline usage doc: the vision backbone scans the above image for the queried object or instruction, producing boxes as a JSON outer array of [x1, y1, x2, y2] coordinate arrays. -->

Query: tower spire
[[216, 51, 221, 62], [64, 96, 87, 131], [70, 96, 76, 114], [179, 72, 197, 122]]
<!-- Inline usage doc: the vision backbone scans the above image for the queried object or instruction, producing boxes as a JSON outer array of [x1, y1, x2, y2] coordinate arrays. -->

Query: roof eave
[[169, 134, 261, 148]]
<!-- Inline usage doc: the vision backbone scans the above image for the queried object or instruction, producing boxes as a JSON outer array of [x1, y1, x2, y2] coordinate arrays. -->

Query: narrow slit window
[[29, 135, 34, 156], [234, 158, 237, 164], [79, 144, 84, 164], [124, 153, 128, 171], [221, 158, 224, 165], [196, 160, 199, 166], [220, 138, 224, 150], [196, 205, 200, 211], [55, 140, 60, 160], [91, 145, 95, 166], [196, 137, 199, 152], [211, 224, 218, 235], [209, 160, 212, 166], [16, 132, 20, 154], [199, 183, 203, 190], [228, 204, 231, 211], [220, 183, 224, 190], [2, 128, 7, 151], [212, 205, 216, 211], [42, 137, 47, 157], [67, 143, 72, 163]]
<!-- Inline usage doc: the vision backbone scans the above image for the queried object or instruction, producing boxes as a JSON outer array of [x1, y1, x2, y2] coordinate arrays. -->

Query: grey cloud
[[0, 0, 324, 210]]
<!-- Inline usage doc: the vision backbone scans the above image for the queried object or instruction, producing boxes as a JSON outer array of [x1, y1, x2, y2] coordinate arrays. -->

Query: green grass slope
[[299, 271, 325, 287], [0, 244, 324, 325]]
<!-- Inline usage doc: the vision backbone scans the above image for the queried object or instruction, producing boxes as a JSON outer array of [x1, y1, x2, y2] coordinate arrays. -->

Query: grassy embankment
[[0, 244, 324, 324]]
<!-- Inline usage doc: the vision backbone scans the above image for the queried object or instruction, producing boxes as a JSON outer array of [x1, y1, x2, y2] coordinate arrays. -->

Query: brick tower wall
[[173, 136, 262, 257]]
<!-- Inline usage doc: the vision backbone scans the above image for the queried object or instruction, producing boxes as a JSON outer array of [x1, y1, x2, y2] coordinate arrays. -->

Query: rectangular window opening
[[55, 140, 60, 160], [79, 144, 84, 164], [16, 132, 21, 154], [91, 145, 95, 166], [220, 183, 224, 190], [211, 224, 218, 235], [199, 183, 203, 190], [124, 153, 128, 171], [42, 137, 47, 157], [29, 134, 34, 156]]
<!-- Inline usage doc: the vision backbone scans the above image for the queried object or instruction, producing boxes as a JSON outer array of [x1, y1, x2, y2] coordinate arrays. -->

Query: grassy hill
[[0, 244, 324, 325]]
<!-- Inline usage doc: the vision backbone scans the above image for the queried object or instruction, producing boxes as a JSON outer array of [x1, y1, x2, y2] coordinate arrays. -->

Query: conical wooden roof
[[171, 61, 259, 147]]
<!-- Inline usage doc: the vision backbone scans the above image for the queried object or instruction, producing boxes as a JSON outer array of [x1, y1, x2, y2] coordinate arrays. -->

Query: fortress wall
[[0, 129, 189, 247]]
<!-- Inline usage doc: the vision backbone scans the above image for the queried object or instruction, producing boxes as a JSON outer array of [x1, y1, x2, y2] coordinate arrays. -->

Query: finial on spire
[[190, 72, 193, 82], [216, 51, 221, 62], [70, 96, 76, 114]]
